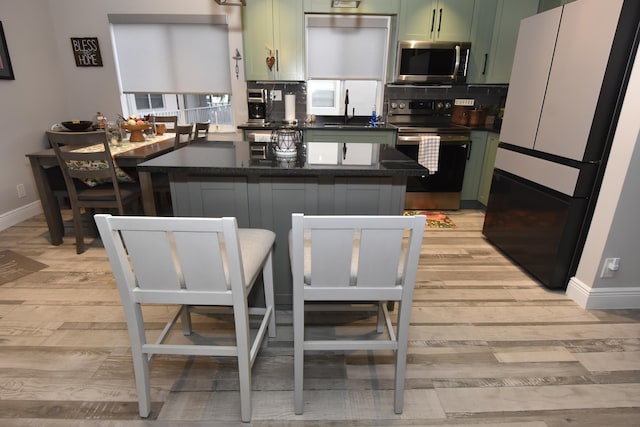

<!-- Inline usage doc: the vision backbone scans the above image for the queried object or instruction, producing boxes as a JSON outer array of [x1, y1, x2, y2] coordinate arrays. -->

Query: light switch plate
[[270, 90, 282, 101]]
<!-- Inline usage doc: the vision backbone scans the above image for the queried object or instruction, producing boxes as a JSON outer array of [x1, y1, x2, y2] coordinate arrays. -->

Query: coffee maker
[[247, 89, 268, 124]]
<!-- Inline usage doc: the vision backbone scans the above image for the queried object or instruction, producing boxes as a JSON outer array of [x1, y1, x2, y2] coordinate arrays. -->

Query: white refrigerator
[[482, 0, 640, 289]]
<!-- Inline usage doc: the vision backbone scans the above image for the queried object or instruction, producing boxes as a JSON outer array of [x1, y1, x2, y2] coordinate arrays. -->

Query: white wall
[[567, 47, 640, 309], [0, 0, 69, 226], [45, 0, 247, 127], [0, 0, 246, 229]]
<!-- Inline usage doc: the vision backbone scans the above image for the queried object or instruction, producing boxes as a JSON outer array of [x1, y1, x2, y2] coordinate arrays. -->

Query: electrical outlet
[[600, 257, 621, 278], [270, 90, 282, 101], [16, 184, 26, 198], [454, 98, 475, 106]]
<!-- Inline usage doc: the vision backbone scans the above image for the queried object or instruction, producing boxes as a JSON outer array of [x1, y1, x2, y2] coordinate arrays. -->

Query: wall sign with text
[[70, 37, 103, 67]]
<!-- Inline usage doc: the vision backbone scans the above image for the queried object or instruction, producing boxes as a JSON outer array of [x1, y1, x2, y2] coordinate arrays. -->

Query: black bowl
[[61, 121, 94, 131]]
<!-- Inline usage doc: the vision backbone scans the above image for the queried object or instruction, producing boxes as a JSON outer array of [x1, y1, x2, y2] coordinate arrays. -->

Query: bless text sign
[[70, 37, 103, 67]]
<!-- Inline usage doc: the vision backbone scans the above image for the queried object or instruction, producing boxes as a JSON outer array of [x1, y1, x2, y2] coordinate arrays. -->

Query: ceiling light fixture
[[214, 0, 246, 6], [331, 1, 361, 8]]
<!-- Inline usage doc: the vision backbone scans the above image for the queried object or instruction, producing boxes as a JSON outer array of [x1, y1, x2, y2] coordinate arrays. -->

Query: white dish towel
[[418, 135, 440, 175]]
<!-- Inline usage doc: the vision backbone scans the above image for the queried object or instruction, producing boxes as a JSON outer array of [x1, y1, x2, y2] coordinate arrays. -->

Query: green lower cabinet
[[303, 129, 397, 146], [478, 132, 500, 206], [461, 131, 488, 201], [171, 174, 405, 306]]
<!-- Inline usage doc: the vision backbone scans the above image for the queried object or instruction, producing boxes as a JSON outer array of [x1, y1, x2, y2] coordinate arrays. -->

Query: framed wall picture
[[0, 21, 15, 80], [70, 37, 103, 67]]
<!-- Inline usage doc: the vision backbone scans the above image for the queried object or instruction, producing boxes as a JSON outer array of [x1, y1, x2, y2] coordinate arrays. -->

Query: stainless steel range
[[387, 99, 470, 210]]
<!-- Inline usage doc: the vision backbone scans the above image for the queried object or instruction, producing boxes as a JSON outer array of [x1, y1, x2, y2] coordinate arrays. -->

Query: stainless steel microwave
[[395, 41, 471, 84]]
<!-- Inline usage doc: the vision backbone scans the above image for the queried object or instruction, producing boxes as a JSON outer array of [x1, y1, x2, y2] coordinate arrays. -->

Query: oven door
[[396, 134, 470, 192]]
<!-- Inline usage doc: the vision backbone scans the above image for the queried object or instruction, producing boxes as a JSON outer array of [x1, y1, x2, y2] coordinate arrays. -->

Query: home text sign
[[70, 37, 103, 67]]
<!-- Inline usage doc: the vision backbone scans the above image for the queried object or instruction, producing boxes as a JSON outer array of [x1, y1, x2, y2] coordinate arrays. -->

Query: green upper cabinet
[[398, 0, 476, 42], [467, 0, 538, 84], [304, 0, 399, 14], [467, 0, 498, 83], [538, 0, 575, 13], [243, 0, 304, 81], [485, 0, 539, 83]]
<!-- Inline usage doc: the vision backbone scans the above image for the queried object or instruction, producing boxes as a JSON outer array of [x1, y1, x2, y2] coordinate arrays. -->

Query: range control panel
[[388, 99, 453, 116]]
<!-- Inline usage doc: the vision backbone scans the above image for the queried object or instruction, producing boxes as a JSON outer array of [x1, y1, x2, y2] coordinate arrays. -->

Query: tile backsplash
[[384, 84, 508, 114], [248, 81, 508, 123], [247, 82, 307, 123]]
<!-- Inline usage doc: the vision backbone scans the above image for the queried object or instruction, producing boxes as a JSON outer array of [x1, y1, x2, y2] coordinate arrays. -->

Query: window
[[305, 14, 390, 80], [305, 14, 390, 116], [109, 14, 234, 128], [125, 93, 233, 127], [134, 94, 164, 110], [307, 80, 379, 117]]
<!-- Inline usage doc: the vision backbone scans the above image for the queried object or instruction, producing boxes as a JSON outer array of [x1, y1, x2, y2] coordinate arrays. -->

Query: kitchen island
[[138, 141, 427, 306]]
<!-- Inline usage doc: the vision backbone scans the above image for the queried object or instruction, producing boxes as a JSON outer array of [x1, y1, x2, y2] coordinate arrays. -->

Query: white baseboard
[[567, 277, 640, 309], [0, 201, 42, 231]]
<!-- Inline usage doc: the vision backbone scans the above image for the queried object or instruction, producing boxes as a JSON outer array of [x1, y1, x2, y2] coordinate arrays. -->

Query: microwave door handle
[[453, 45, 461, 80]]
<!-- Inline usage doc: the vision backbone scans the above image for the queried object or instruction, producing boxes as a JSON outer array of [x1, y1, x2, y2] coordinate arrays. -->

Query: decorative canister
[[468, 108, 487, 127], [271, 128, 302, 157], [451, 105, 471, 125]]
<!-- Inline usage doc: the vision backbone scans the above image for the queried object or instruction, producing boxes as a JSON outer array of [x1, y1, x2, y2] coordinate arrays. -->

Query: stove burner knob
[[436, 102, 444, 110], [444, 102, 452, 109], [390, 102, 398, 110], [398, 102, 406, 109]]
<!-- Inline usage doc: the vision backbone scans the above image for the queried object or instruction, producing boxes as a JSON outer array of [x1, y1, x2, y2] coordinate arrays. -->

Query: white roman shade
[[110, 14, 231, 93], [306, 15, 389, 80]]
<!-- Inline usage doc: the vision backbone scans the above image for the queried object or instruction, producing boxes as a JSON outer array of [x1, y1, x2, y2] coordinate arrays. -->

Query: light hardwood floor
[[0, 210, 639, 426]]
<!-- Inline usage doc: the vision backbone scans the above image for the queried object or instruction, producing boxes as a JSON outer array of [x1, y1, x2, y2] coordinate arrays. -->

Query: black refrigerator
[[482, 0, 640, 290]]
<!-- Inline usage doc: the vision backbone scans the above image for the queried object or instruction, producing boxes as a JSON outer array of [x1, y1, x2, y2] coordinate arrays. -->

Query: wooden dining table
[[26, 134, 175, 246]]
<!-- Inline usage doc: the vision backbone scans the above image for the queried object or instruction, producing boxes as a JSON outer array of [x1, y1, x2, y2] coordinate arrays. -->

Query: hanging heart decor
[[266, 56, 275, 70]]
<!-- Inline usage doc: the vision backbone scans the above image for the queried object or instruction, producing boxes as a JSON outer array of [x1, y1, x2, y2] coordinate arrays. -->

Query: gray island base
[[138, 141, 427, 306]]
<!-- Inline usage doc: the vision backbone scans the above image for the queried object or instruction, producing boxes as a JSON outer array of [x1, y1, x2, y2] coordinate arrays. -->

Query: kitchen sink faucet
[[344, 89, 349, 124], [344, 89, 354, 124]]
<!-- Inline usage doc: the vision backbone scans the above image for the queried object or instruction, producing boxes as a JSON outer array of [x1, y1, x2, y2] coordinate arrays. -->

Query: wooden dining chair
[[193, 121, 210, 142], [46, 130, 141, 254], [153, 115, 178, 133], [94, 214, 276, 423], [174, 124, 194, 149], [290, 213, 425, 415]]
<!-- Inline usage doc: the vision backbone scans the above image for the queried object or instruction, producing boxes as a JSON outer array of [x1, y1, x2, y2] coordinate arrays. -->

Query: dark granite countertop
[[237, 119, 501, 133], [138, 141, 427, 177], [237, 116, 396, 131]]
